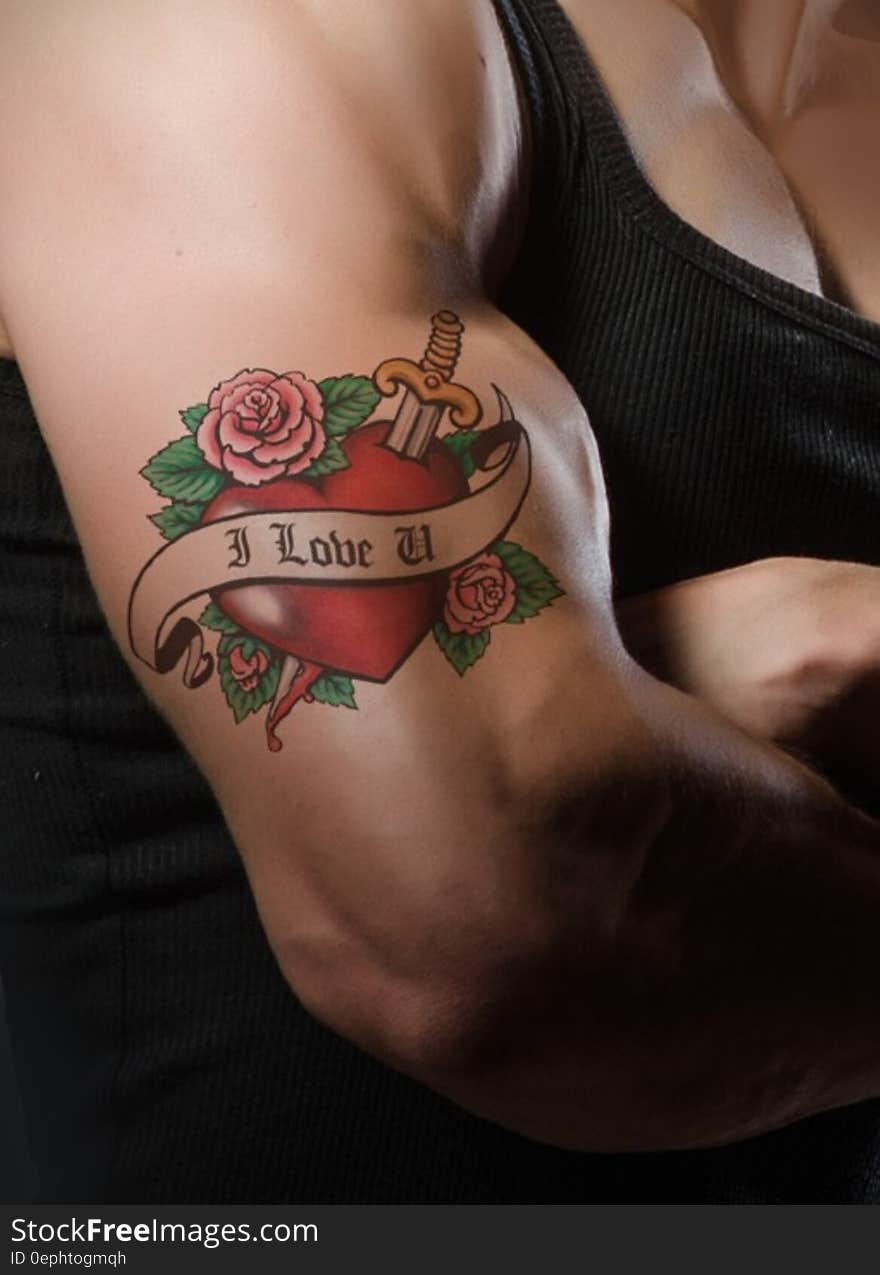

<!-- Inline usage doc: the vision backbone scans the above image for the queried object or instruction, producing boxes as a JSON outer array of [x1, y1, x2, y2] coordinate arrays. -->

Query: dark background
[[1, 982, 37, 1202]]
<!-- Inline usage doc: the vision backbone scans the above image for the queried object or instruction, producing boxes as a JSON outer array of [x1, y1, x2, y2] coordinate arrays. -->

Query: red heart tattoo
[[201, 421, 469, 681], [131, 311, 561, 754]]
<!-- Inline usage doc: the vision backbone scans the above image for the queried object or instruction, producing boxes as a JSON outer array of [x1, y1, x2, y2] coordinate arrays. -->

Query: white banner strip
[[127, 426, 531, 683]]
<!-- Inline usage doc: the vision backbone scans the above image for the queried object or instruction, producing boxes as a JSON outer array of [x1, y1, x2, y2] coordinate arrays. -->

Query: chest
[[558, 0, 880, 324]]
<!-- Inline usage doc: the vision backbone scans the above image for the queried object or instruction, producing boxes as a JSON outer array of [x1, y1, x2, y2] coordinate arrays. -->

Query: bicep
[[12, 294, 618, 931]]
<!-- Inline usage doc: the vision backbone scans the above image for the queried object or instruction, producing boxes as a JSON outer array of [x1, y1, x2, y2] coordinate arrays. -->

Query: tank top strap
[[0, 357, 29, 402], [490, 0, 587, 189]]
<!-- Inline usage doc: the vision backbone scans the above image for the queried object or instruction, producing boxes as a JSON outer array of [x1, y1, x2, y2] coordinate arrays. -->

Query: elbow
[[280, 903, 675, 1155], [281, 904, 549, 1087], [264, 728, 687, 1145], [273, 878, 743, 1155], [271, 850, 638, 1132], [268, 842, 579, 1091]]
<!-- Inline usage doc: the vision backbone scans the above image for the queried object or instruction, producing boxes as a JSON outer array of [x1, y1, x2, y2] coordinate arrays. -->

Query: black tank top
[[1, 0, 879, 1203]]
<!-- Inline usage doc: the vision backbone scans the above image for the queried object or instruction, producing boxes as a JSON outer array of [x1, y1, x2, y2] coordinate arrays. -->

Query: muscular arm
[[1, 0, 878, 1152]]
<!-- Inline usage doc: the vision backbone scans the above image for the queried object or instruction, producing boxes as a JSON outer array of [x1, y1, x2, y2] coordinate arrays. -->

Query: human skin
[[0, 0, 878, 1152], [564, 0, 880, 321], [618, 558, 880, 792]]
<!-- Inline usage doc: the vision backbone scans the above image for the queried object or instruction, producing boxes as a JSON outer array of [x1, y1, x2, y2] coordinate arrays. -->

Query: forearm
[[615, 557, 880, 810]]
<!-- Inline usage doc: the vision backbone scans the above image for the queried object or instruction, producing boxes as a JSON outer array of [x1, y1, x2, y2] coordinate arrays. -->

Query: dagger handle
[[420, 310, 464, 382], [373, 312, 483, 459]]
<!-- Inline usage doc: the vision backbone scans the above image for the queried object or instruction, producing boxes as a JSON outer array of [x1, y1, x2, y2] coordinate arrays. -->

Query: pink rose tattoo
[[197, 368, 325, 486], [444, 553, 517, 634], [228, 644, 270, 693]]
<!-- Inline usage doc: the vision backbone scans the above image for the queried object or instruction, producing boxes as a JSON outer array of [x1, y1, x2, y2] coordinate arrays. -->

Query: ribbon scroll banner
[[128, 423, 532, 687]]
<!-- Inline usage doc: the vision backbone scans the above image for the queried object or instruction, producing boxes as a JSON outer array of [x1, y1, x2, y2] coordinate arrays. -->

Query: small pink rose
[[197, 367, 325, 486], [228, 644, 270, 693], [444, 553, 517, 635]]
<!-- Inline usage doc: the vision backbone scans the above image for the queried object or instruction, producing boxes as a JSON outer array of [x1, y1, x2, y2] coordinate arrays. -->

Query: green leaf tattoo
[[302, 434, 350, 478], [179, 403, 210, 433], [441, 428, 481, 479], [199, 601, 242, 636], [149, 500, 205, 542], [310, 671, 358, 710], [432, 622, 491, 676], [318, 375, 381, 437], [141, 435, 226, 503], [493, 540, 564, 622]]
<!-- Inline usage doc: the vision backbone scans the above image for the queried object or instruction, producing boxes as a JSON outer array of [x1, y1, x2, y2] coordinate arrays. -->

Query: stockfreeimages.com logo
[[11, 1217, 317, 1257]]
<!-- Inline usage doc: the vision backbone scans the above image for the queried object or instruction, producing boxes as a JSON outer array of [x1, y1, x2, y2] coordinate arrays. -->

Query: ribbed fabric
[[0, 0, 878, 1203]]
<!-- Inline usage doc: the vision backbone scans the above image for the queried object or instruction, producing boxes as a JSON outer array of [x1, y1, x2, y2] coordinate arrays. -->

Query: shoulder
[[0, 0, 521, 260]]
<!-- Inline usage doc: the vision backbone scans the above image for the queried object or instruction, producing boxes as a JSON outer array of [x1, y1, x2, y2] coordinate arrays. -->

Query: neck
[[673, 0, 837, 129]]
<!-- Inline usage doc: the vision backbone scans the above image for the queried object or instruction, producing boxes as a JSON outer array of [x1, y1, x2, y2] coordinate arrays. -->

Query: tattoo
[[128, 312, 564, 750]]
